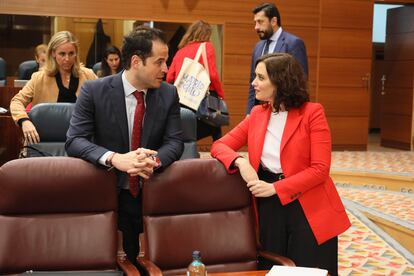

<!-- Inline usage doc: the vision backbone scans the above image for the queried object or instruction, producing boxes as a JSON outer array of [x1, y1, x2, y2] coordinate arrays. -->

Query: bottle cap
[[192, 250, 201, 259]]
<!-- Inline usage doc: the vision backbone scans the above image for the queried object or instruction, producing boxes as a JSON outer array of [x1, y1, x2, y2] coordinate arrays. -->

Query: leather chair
[[93, 61, 102, 75], [0, 57, 6, 86], [18, 59, 38, 80], [138, 159, 294, 275], [179, 107, 199, 159], [0, 157, 139, 275], [27, 103, 75, 157]]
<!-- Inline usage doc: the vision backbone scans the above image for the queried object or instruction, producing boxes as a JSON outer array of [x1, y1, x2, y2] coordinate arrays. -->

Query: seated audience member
[[167, 20, 224, 141], [97, 45, 122, 77], [24, 44, 48, 112], [35, 44, 48, 69], [10, 31, 97, 145], [211, 53, 350, 276]]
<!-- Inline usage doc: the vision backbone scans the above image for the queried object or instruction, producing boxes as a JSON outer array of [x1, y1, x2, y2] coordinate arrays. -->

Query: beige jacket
[[10, 66, 97, 123]]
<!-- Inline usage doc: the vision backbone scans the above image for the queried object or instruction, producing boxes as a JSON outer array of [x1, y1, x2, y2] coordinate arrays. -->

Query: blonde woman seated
[[34, 44, 48, 69], [10, 31, 97, 144]]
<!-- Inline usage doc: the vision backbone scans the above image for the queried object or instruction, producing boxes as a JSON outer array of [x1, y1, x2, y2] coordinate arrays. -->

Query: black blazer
[[66, 72, 184, 188]]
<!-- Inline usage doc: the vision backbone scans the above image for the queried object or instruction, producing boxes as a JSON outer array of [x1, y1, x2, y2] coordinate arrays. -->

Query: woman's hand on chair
[[234, 157, 259, 183], [22, 120, 40, 144]]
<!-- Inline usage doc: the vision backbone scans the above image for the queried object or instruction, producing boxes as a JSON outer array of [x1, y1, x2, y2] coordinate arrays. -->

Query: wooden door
[[318, 0, 374, 150], [381, 6, 414, 150], [369, 43, 385, 130]]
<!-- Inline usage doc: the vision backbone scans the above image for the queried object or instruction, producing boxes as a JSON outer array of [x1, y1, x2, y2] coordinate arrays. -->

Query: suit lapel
[[280, 107, 303, 153], [274, 31, 286, 53], [109, 74, 129, 149], [255, 40, 266, 60], [250, 107, 271, 171], [141, 88, 157, 147]]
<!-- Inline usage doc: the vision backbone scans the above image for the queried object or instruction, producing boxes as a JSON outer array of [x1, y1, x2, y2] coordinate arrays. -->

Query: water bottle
[[187, 250, 207, 276]]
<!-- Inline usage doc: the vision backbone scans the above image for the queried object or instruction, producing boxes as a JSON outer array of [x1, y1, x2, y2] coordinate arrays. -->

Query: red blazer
[[166, 41, 224, 98], [211, 102, 351, 245]]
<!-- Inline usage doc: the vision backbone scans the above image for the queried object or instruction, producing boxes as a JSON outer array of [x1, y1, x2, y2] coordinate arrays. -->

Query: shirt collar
[[269, 26, 283, 43], [122, 71, 148, 97]]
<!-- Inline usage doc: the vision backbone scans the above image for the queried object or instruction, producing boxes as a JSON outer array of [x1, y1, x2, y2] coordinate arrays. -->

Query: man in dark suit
[[66, 26, 184, 269], [246, 3, 308, 114]]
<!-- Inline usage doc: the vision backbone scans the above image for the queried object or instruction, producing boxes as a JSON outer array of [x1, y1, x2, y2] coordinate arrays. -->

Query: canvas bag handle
[[194, 42, 210, 77]]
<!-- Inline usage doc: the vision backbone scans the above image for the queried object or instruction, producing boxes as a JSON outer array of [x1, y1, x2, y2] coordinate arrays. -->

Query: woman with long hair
[[97, 45, 122, 77], [167, 20, 224, 141], [10, 30, 97, 144]]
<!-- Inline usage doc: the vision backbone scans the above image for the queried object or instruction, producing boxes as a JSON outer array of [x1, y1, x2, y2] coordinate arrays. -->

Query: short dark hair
[[253, 3, 282, 27], [122, 25, 167, 69], [255, 53, 309, 112]]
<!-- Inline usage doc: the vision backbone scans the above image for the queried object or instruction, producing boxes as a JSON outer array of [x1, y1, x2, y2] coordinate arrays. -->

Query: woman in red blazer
[[211, 53, 350, 276], [167, 20, 224, 141]]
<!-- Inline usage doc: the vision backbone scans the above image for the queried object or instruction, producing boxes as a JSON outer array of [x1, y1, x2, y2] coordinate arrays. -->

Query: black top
[[55, 73, 79, 103]]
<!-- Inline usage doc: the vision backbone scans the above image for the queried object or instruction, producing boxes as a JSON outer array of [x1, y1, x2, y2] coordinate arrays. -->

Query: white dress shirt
[[260, 110, 288, 173], [262, 27, 283, 55]]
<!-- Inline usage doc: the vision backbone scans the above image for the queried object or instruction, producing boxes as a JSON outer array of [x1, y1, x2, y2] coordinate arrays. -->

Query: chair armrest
[[137, 257, 163, 276], [117, 255, 141, 276], [258, 250, 296, 266], [117, 230, 140, 275]]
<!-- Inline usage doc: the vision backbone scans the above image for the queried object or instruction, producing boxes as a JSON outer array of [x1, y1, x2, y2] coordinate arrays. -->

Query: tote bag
[[174, 42, 211, 111]]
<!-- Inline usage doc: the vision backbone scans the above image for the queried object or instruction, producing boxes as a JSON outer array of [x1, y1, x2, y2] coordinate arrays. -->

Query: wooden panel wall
[[54, 18, 121, 64], [1, 0, 375, 150], [318, 0, 374, 150]]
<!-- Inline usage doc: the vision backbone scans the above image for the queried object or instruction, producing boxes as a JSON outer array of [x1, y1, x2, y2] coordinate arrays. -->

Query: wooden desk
[[0, 86, 20, 109], [6, 76, 17, 87], [0, 86, 23, 166], [209, 271, 267, 276], [0, 115, 22, 166]]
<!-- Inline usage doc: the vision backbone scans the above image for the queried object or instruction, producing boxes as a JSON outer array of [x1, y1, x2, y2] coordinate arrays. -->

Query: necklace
[[61, 74, 70, 84]]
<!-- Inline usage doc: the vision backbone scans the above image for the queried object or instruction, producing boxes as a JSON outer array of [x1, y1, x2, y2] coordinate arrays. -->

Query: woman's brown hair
[[256, 53, 309, 112], [178, 20, 212, 49]]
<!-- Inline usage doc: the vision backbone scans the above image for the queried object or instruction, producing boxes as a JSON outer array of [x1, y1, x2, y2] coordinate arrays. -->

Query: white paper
[[266, 265, 328, 276]]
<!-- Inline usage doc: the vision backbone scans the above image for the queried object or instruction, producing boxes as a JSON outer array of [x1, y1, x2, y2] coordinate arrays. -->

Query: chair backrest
[[142, 159, 257, 275], [18, 60, 38, 80], [0, 57, 6, 86], [28, 103, 75, 157], [93, 62, 102, 74], [0, 157, 118, 274], [179, 107, 199, 159]]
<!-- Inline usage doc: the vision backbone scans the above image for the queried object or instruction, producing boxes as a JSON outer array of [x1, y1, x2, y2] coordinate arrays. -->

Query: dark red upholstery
[[140, 159, 258, 275], [0, 157, 137, 275]]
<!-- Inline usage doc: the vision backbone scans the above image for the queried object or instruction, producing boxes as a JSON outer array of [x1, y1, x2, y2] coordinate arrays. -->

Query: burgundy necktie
[[129, 91, 145, 197]]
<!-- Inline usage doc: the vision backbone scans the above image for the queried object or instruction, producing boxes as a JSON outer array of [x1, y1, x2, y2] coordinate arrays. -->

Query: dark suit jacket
[[246, 30, 308, 114], [66, 72, 184, 188]]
